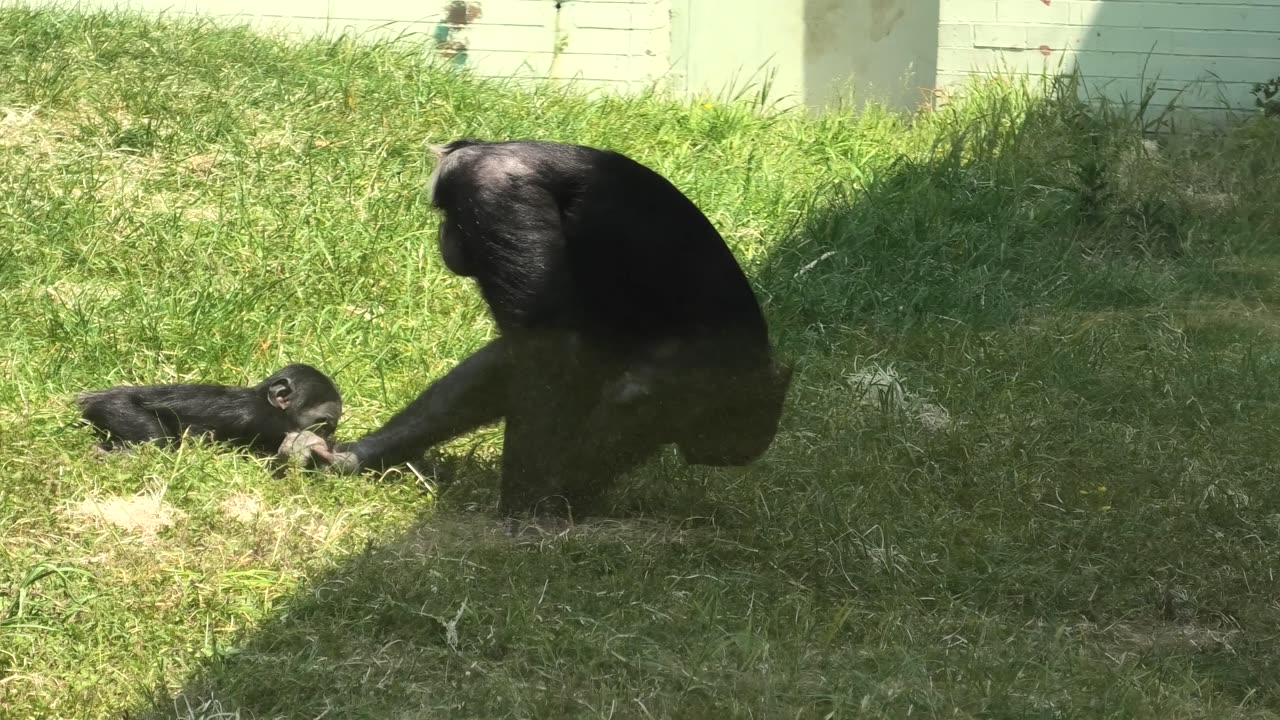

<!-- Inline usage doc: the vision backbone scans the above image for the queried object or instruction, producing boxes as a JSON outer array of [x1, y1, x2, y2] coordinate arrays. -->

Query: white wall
[[937, 0, 1280, 122], [55, 0, 671, 92], [13, 0, 1280, 119]]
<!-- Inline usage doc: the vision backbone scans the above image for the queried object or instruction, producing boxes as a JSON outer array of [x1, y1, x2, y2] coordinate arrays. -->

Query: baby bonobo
[[77, 363, 342, 456]]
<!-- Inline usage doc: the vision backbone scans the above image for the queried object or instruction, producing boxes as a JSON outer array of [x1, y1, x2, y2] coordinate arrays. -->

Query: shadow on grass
[[130, 459, 831, 719], [124, 77, 1280, 719], [757, 75, 1277, 346]]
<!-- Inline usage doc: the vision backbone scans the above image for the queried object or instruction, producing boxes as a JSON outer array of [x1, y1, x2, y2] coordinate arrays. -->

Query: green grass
[[3, 5, 1280, 718]]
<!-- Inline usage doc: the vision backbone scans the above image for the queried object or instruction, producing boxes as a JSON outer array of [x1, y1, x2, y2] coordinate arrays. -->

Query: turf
[[3, 5, 1280, 719]]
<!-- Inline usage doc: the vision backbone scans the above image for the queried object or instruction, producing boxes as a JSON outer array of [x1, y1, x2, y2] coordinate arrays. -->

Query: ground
[[3, 6, 1280, 719]]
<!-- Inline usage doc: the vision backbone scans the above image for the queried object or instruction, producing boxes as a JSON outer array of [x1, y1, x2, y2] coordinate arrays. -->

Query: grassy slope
[[3, 6, 1280, 719]]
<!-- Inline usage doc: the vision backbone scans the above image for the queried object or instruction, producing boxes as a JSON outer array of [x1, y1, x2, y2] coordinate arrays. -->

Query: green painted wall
[[669, 0, 938, 111], [668, 0, 806, 103]]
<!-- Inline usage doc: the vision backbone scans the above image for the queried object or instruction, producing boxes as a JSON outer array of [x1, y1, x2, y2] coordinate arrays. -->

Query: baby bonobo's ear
[[268, 378, 293, 410]]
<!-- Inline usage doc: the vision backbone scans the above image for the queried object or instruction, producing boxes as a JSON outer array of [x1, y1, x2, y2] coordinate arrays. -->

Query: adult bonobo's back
[[430, 140, 771, 353]]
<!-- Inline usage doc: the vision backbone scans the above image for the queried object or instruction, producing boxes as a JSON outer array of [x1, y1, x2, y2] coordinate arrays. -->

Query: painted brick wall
[[49, 0, 671, 92], [937, 0, 1280, 120]]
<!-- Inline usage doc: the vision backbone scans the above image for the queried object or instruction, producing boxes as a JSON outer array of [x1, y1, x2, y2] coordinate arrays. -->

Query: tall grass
[[3, 6, 1280, 718]]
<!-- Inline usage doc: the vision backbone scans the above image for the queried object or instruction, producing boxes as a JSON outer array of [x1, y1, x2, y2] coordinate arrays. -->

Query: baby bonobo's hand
[[279, 431, 361, 475], [279, 430, 331, 467]]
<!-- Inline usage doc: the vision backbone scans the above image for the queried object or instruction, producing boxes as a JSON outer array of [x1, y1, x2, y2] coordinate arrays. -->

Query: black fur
[[78, 363, 342, 455], [328, 139, 792, 517]]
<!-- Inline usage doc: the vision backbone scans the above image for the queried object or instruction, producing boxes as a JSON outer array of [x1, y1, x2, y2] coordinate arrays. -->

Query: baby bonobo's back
[[77, 363, 342, 455]]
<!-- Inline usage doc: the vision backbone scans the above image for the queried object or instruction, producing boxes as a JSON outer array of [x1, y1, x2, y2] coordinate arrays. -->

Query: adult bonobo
[[287, 139, 792, 518]]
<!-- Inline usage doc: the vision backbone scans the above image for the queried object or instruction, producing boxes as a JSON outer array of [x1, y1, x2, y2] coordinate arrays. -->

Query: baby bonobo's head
[[259, 363, 343, 439]]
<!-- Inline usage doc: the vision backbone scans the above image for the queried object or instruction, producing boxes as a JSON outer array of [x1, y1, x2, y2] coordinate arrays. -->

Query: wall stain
[[549, 1, 567, 80], [870, 0, 904, 41], [808, 0, 905, 54], [432, 1, 483, 66], [804, 0, 839, 56]]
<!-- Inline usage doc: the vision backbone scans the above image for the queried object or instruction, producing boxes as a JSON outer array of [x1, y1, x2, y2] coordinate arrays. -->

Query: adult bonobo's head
[[676, 359, 793, 467], [258, 364, 343, 439], [425, 138, 487, 277]]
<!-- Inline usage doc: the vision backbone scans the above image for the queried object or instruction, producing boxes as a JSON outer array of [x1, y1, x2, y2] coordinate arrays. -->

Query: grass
[[3, 5, 1280, 718]]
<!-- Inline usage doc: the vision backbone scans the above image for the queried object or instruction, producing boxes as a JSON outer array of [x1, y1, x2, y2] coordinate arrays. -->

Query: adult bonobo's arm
[[289, 145, 577, 474], [353, 340, 514, 471]]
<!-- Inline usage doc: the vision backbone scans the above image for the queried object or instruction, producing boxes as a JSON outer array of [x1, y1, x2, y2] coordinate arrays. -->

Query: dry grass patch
[[65, 486, 186, 543], [219, 492, 265, 524]]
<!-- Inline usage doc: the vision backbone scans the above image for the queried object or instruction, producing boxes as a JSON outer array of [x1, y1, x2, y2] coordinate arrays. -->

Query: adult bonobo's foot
[[502, 512, 573, 539], [279, 430, 362, 474]]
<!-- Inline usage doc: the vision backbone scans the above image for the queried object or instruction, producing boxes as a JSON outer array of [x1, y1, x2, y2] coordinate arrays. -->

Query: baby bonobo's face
[[294, 398, 342, 439], [267, 364, 344, 440]]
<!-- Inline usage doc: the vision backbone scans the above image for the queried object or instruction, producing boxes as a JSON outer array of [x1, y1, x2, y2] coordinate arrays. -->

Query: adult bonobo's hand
[[280, 430, 361, 475]]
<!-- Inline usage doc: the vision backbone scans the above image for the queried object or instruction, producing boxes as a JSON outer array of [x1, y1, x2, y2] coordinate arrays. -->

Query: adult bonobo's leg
[[496, 330, 619, 517], [498, 369, 577, 516], [554, 342, 793, 515], [673, 357, 793, 468], [553, 391, 669, 516]]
